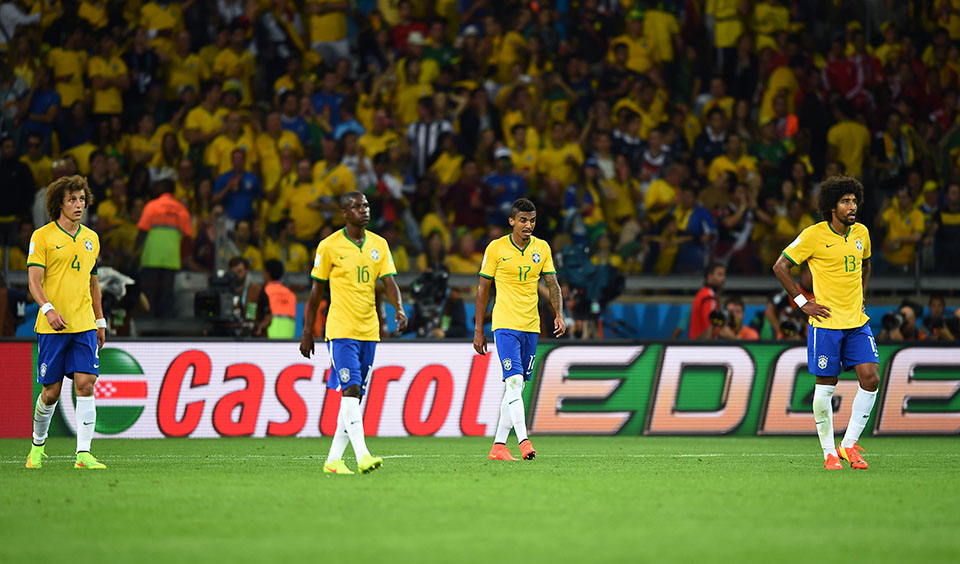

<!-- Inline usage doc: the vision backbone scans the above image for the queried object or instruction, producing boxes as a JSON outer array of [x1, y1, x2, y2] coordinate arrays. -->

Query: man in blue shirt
[[18, 67, 60, 154], [280, 91, 310, 150], [311, 69, 343, 130], [213, 149, 262, 225], [484, 147, 527, 224], [674, 184, 717, 273]]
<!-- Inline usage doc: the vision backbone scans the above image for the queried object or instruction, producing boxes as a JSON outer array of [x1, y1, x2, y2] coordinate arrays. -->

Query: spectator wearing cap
[[264, 218, 311, 274], [213, 148, 262, 225], [306, 0, 350, 64], [391, 0, 428, 56], [398, 31, 439, 86], [406, 95, 452, 179], [207, 111, 258, 176], [608, 8, 658, 75], [484, 146, 527, 224]]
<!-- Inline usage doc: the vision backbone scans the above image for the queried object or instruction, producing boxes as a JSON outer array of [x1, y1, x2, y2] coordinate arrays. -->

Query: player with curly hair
[[773, 175, 880, 470]]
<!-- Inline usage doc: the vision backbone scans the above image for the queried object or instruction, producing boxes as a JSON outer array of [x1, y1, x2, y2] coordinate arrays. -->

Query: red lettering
[[157, 350, 211, 438], [212, 363, 265, 437], [403, 365, 454, 436], [319, 369, 340, 436], [460, 354, 489, 436], [363, 366, 404, 436], [267, 364, 314, 437]]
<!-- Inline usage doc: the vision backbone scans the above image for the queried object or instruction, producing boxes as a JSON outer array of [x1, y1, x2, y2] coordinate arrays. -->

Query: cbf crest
[[532, 253, 541, 264], [339, 367, 351, 383], [371, 249, 379, 261], [502, 357, 512, 371], [855, 239, 863, 251], [84, 239, 94, 251]]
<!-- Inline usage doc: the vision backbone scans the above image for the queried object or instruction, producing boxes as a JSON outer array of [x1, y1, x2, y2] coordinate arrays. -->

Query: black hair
[[817, 175, 864, 222], [706, 107, 725, 121], [511, 197, 536, 217], [724, 294, 745, 309], [339, 190, 365, 209], [704, 261, 725, 280], [228, 256, 248, 269], [264, 259, 284, 282]]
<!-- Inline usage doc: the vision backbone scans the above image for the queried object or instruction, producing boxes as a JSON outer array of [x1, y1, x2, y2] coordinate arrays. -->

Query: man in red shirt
[[688, 262, 726, 339]]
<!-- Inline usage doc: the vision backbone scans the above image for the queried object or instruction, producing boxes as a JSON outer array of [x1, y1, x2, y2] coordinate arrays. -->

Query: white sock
[[326, 409, 350, 464], [340, 396, 370, 462], [76, 396, 96, 453], [32, 397, 58, 446], [840, 387, 878, 448], [504, 375, 528, 443], [812, 384, 836, 459], [493, 390, 512, 444]]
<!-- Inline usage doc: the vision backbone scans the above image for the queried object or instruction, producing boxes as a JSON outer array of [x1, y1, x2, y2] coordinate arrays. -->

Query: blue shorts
[[494, 329, 539, 381], [37, 330, 99, 385], [326, 339, 376, 395], [807, 322, 879, 377]]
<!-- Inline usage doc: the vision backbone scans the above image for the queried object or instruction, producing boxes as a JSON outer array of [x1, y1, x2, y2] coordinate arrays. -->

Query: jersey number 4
[[71, 254, 81, 272]]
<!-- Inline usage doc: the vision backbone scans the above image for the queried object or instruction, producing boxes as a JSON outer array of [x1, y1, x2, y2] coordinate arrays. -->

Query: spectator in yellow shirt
[[140, 0, 185, 54], [264, 218, 311, 273], [19, 133, 52, 190], [444, 231, 484, 274], [78, 0, 107, 29], [359, 108, 401, 158], [306, 0, 350, 64], [538, 121, 584, 189], [166, 30, 209, 100], [880, 186, 925, 270], [608, 9, 659, 74], [257, 111, 304, 192], [826, 100, 871, 178], [184, 82, 226, 147], [213, 24, 257, 107], [88, 31, 130, 118], [707, 134, 758, 185], [207, 111, 258, 176], [46, 27, 86, 109]]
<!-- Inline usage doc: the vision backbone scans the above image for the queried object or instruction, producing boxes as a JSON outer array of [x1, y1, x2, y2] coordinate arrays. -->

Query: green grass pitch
[[1, 436, 958, 563]]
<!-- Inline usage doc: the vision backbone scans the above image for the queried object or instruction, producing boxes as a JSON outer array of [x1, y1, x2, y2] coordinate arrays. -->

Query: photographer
[[878, 300, 925, 341], [760, 264, 812, 340], [922, 295, 957, 341], [702, 294, 759, 340], [200, 257, 272, 337], [689, 262, 726, 339]]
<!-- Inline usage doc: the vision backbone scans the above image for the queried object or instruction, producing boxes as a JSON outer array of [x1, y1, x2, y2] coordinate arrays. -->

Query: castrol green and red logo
[[7, 342, 960, 439]]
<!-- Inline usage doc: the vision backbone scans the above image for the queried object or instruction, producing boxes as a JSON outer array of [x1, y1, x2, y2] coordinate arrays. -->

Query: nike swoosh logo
[[502, 257, 512, 261], [825, 244, 836, 248], [340, 256, 347, 260], [82, 421, 94, 426], [93, 364, 99, 369], [56, 245, 64, 249]]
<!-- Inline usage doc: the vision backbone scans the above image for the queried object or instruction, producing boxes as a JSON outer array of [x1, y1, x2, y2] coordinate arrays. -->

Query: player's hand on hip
[[395, 309, 408, 332], [299, 334, 315, 358], [554, 314, 567, 337], [801, 299, 831, 323], [473, 329, 487, 355], [96, 328, 106, 349], [45, 310, 67, 331]]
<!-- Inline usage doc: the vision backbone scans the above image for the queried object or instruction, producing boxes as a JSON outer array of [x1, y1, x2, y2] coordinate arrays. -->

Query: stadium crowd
[[2, 0, 960, 331]]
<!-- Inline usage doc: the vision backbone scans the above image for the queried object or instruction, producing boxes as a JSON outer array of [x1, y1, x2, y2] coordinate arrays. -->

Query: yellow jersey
[[538, 143, 583, 188], [311, 228, 397, 341], [644, 178, 677, 224], [206, 132, 258, 176], [358, 130, 400, 158], [312, 161, 356, 198], [46, 48, 87, 107], [827, 120, 871, 178], [286, 180, 325, 241], [608, 34, 658, 74], [264, 238, 311, 273], [307, 0, 348, 43], [88, 55, 128, 115], [781, 222, 871, 330], [20, 154, 53, 190], [166, 52, 208, 99], [881, 207, 924, 266], [78, 0, 107, 28], [27, 221, 101, 334], [479, 234, 556, 333], [140, 1, 183, 52], [212, 49, 256, 107], [643, 9, 679, 62], [429, 152, 462, 185]]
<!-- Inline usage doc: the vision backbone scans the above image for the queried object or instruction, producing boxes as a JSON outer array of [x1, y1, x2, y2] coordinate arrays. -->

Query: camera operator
[[878, 300, 925, 341], [702, 294, 759, 340], [761, 263, 812, 340], [407, 264, 468, 338], [689, 262, 726, 339], [229, 256, 272, 337], [922, 294, 957, 341]]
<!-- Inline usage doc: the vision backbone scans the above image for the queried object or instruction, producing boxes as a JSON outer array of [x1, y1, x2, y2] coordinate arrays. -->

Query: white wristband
[[96, 318, 107, 329], [40, 302, 55, 315], [793, 294, 808, 309]]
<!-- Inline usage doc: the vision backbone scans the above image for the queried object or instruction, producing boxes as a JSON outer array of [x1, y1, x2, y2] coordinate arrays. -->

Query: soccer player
[[300, 191, 407, 475], [773, 175, 879, 470], [25, 175, 107, 470], [474, 198, 566, 461]]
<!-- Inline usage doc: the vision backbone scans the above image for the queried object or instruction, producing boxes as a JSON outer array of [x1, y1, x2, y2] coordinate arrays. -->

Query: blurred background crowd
[[1, 0, 959, 339]]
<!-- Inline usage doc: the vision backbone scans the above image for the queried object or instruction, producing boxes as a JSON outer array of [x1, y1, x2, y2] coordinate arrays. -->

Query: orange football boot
[[519, 439, 536, 460], [837, 443, 868, 469], [824, 453, 843, 470], [488, 443, 519, 461]]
